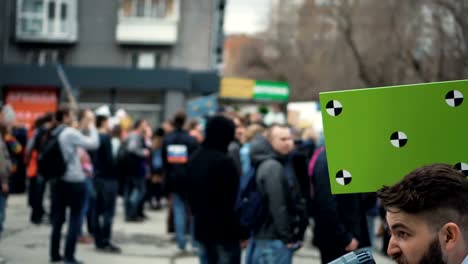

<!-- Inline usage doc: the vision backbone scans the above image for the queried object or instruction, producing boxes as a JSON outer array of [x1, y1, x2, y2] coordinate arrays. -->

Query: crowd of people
[[0, 103, 467, 264]]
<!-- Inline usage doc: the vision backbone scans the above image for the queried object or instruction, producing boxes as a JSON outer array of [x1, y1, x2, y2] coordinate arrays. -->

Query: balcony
[[15, 0, 78, 43], [116, 0, 180, 45]]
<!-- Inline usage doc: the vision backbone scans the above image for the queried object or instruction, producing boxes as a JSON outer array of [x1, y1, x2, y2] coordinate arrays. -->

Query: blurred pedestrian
[[0, 107, 12, 264], [249, 125, 308, 264], [76, 110, 97, 244], [49, 108, 99, 264], [90, 115, 121, 253], [162, 111, 198, 253], [148, 128, 165, 210], [188, 120, 204, 143], [310, 148, 370, 263], [227, 115, 245, 177], [122, 119, 151, 222], [136, 125, 153, 219], [263, 103, 286, 126], [240, 124, 265, 179], [186, 116, 241, 264], [110, 125, 122, 159], [25, 113, 54, 225], [0, 108, 12, 239]]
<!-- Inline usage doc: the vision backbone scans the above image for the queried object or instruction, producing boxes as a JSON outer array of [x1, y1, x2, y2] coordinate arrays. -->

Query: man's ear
[[439, 223, 462, 251]]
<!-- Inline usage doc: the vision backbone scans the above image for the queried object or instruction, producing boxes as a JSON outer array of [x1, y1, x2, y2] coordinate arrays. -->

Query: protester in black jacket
[[186, 115, 241, 264], [161, 111, 198, 252], [90, 115, 121, 253], [311, 148, 370, 264]]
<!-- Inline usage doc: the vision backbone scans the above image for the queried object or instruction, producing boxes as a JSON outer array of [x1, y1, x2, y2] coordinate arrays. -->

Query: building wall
[[67, 0, 124, 66], [170, 0, 214, 70]]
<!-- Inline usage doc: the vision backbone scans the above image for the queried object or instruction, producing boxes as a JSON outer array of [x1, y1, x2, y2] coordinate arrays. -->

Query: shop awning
[[0, 64, 219, 93]]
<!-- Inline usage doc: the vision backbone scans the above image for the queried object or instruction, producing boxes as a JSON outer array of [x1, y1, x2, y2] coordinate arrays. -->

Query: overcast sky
[[224, 0, 273, 35]]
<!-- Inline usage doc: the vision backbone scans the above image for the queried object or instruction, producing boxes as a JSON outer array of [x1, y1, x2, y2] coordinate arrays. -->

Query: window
[[60, 3, 67, 32], [120, 0, 174, 19], [16, 0, 77, 41], [131, 52, 166, 69], [31, 50, 65, 66]]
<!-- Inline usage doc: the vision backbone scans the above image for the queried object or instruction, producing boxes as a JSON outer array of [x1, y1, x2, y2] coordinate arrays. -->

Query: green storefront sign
[[253, 81, 290, 101]]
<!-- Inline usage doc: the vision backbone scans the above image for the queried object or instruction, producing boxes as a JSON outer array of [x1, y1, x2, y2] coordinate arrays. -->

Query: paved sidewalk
[[0, 195, 393, 264]]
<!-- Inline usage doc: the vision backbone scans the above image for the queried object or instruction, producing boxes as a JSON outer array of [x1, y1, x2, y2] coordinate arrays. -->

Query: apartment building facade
[[0, 0, 225, 124]]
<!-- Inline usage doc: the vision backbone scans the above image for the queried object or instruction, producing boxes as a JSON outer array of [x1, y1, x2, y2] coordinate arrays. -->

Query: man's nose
[[387, 236, 401, 257]]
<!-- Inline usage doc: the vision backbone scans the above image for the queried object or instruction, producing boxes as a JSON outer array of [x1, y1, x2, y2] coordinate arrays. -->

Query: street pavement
[[0, 195, 394, 264]]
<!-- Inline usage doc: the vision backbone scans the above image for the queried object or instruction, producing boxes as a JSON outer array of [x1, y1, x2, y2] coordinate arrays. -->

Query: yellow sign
[[220, 78, 255, 99]]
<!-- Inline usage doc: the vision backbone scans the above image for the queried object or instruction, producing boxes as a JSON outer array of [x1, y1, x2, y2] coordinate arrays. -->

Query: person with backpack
[[185, 115, 241, 264], [161, 111, 198, 253], [48, 108, 99, 264], [90, 115, 121, 253], [248, 124, 308, 264], [25, 113, 54, 225]]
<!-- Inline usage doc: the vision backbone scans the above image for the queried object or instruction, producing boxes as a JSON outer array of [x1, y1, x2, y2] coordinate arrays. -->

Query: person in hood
[[249, 124, 307, 264], [185, 115, 241, 264]]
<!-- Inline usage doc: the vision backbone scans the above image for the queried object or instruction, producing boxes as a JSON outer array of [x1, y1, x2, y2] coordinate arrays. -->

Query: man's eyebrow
[[390, 223, 410, 230]]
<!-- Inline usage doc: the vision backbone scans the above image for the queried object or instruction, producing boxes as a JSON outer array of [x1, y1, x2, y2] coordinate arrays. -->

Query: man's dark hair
[[188, 120, 199, 130], [77, 109, 86, 122], [133, 119, 146, 130], [378, 164, 468, 238], [55, 107, 71, 123], [112, 125, 122, 138], [153, 127, 165, 138], [173, 111, 186, 129], [96, 115, 109, 129], [34, 112, 53, 129]]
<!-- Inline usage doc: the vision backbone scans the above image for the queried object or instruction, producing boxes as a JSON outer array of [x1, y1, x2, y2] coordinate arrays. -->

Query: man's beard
[[393, 237, 446, 264]]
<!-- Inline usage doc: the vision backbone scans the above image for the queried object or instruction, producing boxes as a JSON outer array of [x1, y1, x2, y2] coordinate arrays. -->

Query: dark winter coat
[[311, 149, 371, 251], [161, 129, 198, 194], [250, 136, 308, 244], [185, 116, 241, 243]]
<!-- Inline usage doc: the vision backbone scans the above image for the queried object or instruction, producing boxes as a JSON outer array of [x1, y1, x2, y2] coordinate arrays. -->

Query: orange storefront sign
[[5, 86, 59, 130]]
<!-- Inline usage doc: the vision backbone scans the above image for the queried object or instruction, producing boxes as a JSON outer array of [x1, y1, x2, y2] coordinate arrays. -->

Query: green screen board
[[320, 80, 468, 194]]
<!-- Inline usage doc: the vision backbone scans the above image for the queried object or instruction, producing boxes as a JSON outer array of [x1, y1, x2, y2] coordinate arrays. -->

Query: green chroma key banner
[[320, 80, 468, 194]]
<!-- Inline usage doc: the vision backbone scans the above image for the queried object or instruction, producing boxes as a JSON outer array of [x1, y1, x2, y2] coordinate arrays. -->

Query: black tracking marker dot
[[390, 131, 407, 148], [336, 170, 352, 186], [326, 100, 343, 116]]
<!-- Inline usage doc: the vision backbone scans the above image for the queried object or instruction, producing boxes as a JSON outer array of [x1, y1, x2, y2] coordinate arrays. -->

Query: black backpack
[[37, 127, 67, 180]]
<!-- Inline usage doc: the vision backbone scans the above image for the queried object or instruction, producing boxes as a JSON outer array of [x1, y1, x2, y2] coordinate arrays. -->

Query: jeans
[[173, 193, 193, 250], [0, 194, 7, 234], [93, 178, 118, 248], [124, 178, 146, 219], [29, 175, 46, 224], [367, 215, 375, 247], [245, 239, 255, 264], [198, 240, 241, 264], [251, 240, 293, 264], [50, 180, 86, 261], [78, 177, 96, 236]]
